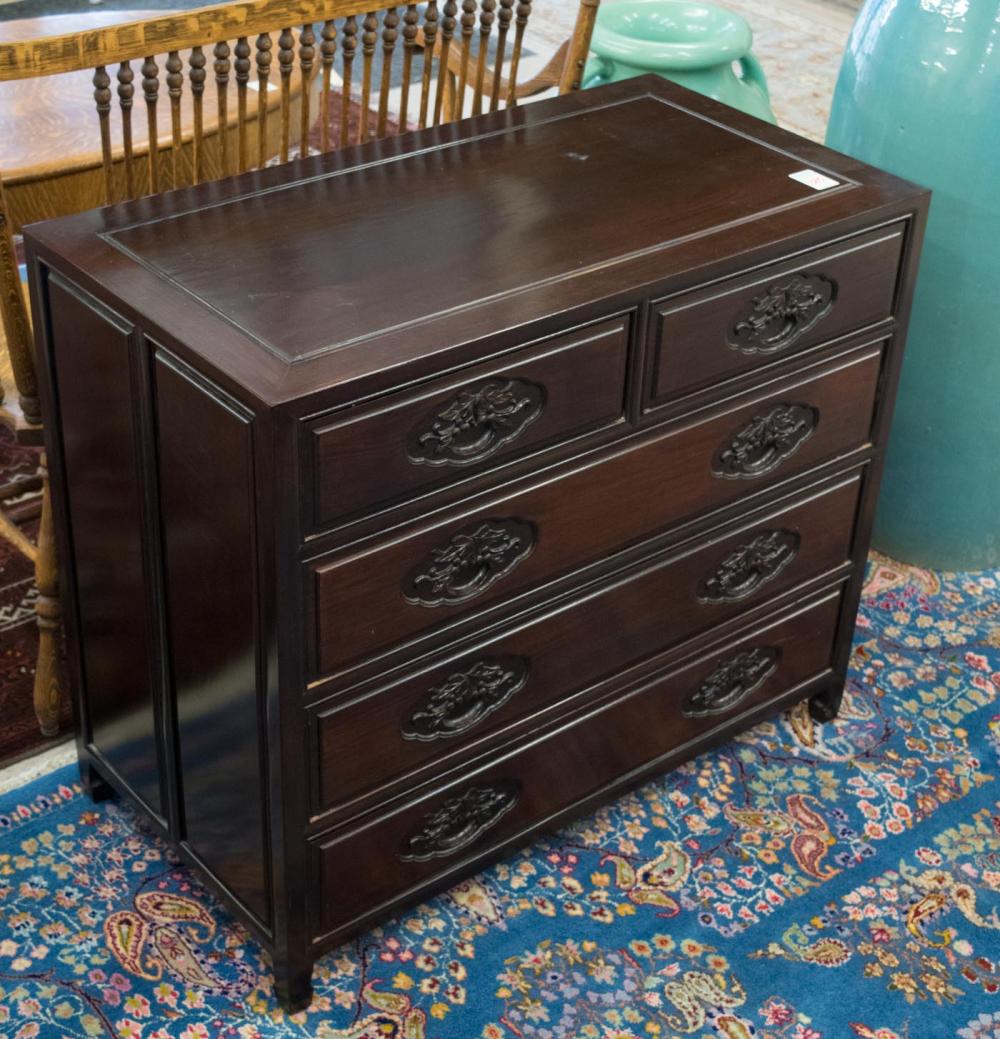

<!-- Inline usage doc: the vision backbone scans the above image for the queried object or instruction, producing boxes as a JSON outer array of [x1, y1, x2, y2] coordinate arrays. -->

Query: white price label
[[788, 168, 840, 191]]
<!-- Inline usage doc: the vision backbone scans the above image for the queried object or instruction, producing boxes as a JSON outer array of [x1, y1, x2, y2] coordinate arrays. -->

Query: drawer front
[[306, 315, 631, 530], [311, 591, 841, 939], [647, 224, 903, 408], [312, 473, 862, 813], [310, 345, 881, 675]]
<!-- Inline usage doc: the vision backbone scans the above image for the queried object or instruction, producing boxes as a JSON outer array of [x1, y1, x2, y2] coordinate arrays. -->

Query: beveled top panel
[[106, 93, 844, 363], [24, 76, 925, 406]]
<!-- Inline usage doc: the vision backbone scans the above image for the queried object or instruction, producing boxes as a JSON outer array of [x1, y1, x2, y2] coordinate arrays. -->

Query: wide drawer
[[646, 223, 904, 408], [311, 472, 861, 814], [310, 590, 841, 940], [309, 344, 881, 675], [305, 314, 632, 531]]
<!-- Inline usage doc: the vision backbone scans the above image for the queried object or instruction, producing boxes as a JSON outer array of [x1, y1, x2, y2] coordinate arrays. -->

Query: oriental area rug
[[0, 555, 998, 1039]]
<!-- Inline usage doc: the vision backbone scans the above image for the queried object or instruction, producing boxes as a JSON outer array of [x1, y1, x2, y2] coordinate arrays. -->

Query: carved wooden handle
[[403, 517, 536, 607], [681, 647, 781, 718], [697, 530, 800, 604], [728, 272, 835, 354], [401, 656, 531, 741], [399, 780, 521, 862], [713, 403, 818, 480], [407, 376, 546, 467]]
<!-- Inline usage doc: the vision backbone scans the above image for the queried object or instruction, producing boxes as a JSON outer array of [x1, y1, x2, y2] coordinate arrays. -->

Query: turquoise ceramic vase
[[581, 0, 775, 123], [826, 0, 1000, 570]]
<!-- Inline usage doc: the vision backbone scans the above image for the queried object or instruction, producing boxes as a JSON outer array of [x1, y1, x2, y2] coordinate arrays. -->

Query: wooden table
[[0, 10, 318, 229]]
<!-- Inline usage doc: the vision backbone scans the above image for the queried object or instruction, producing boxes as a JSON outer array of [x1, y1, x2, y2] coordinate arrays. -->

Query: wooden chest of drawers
[[25, 76, 928, 1010]]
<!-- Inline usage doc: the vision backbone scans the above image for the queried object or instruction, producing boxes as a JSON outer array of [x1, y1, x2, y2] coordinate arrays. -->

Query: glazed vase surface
[[826, 0, 1000, 570], [581, 0, 776, 123]]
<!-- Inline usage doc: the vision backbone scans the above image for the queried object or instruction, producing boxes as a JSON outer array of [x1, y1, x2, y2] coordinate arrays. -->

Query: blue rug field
[[1, 554, 998, 1039]]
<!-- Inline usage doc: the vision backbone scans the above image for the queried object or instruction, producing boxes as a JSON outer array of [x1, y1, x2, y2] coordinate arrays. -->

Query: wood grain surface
[[310, 346, 881, 675], [25, 76, 929, 1011], [312, 473, 862, 816], [312, 591, 843, 941]]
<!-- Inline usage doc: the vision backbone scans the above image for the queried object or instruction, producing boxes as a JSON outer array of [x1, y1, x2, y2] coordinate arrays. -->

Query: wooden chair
[[0, 0, 600, 736]]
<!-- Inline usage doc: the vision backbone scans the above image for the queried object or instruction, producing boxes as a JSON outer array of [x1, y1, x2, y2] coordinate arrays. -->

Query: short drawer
[[310, 590, 841, 940], [647, 223, 904, 408], [311, 472, 861, 813], [309, 344, 882, 675], [305, 314, 631, 530]]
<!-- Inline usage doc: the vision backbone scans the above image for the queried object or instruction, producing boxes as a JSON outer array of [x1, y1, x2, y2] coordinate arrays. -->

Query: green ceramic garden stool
[[581, 0, 775, 123]]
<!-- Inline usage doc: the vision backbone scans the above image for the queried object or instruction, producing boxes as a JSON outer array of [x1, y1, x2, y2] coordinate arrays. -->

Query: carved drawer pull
[[728, 272, 836, 353], [713, 403, 818, 479], [697, 529, 800, 604], [398, 780, 521, 862], [407, 376, 546, 467], [401, 656, 531, 741], [682, 647, 781, 718], [403, 517, 536, 607]]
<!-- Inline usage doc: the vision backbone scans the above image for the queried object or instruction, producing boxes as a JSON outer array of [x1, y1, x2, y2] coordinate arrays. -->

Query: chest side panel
[[153, 350, 272, 929], [44, 273, 165, 821]]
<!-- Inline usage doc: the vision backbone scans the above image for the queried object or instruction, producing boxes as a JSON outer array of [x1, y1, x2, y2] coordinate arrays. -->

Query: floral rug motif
[[1, 555, 998, 1039]]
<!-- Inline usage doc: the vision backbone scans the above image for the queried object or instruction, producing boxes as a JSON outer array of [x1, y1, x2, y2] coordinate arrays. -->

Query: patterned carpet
[[0, 556, 998, 1038]]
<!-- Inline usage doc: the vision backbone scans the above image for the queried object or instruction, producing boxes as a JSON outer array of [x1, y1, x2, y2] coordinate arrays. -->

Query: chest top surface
[[104, 94, 839, 362], [25, 76, 924, 406]]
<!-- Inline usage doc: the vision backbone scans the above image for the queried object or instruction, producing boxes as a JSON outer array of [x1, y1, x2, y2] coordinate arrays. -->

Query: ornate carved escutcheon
[[728, 272, 836, 353], [401, 656, 531, 741], [398, 780, 521, 862], [682, 647, 781, 718], [713, 403, 818, 479], [697, 529, 801, 604], [406, 376, 546, 466], [403, 518, 536, 607]]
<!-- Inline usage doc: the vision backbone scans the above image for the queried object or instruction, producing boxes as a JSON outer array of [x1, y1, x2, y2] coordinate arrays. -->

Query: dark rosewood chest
[[25, 77, 928, 1010]]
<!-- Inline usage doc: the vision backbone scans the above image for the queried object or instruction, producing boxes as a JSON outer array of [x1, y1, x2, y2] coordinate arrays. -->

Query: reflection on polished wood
[[0, 0, 600, 750], [26, 77, 928, 1009], [1, 0, 599, 413]]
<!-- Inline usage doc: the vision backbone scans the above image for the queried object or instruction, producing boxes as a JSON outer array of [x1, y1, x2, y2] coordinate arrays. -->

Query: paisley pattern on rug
[[0, 555, 997, 1038]]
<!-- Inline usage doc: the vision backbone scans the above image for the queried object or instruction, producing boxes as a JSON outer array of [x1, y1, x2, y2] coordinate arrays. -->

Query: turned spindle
[[214, 41, 232, 177], [341, 16, 358, 147], [472, 0, 496, 116], [278, 28, 295, 162], [165, 50, 184, 187], [434, 0, 458, 125], [299, 24, 317, 157], [456, 0, 477, 116], [141, 56, 160, 192], [377, 8, 400, 138], [189, 46, 207, 182], [255, 33, 273, 168], [399, 4, 419, 131], [418, 0, 438, 129], [116, 61, 136, 198], [235, 37, 251, 172], [507, 0, 532, 105], [491, 0, 513, 111], [92, 66, 113, 203], [360, 12, 379, 143], [319, 21, 337, 154]]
